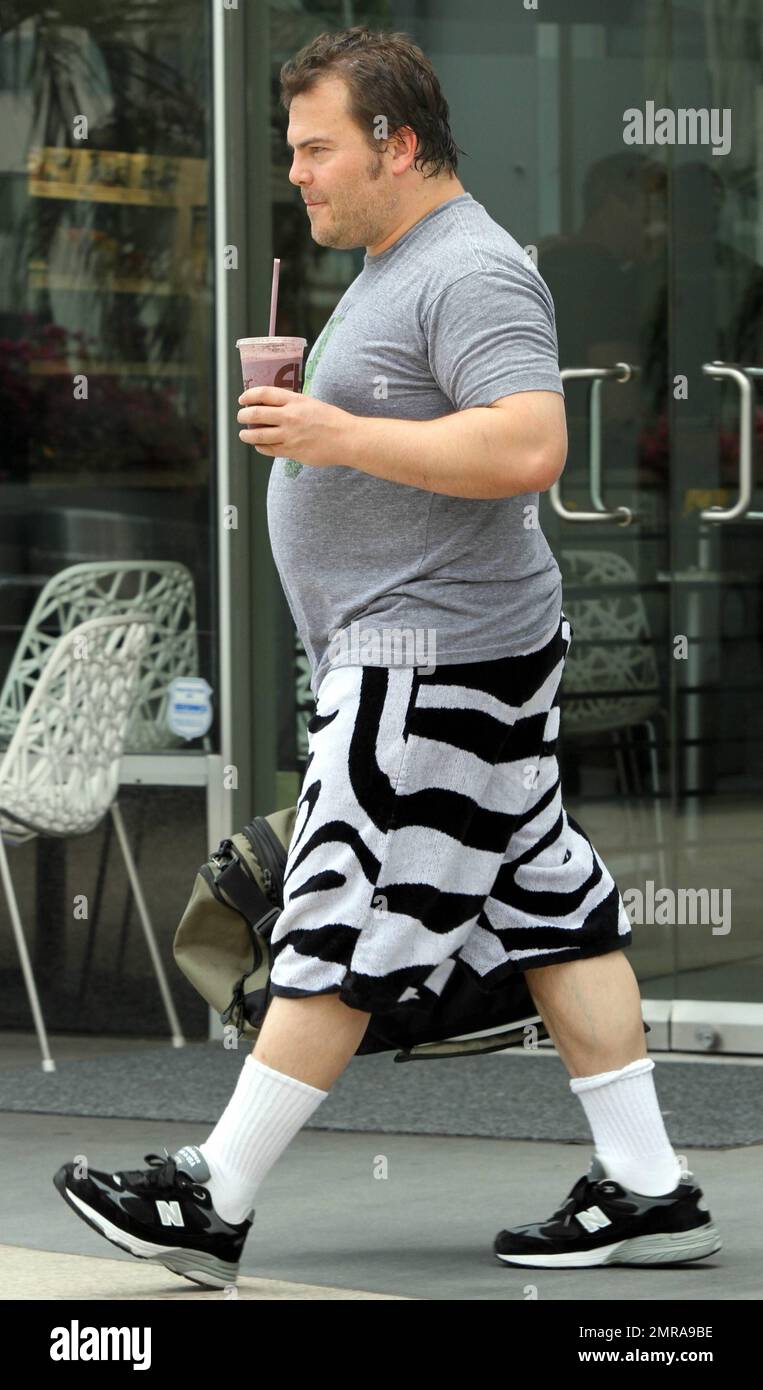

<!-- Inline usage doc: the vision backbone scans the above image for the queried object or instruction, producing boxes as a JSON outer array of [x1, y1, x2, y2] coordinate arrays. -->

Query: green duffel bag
[[173, 806, 298, 1047], [175, 805, 647, 1062]]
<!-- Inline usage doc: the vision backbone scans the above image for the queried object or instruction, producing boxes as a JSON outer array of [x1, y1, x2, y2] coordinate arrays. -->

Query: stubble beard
[[311, 147, 399, 252]]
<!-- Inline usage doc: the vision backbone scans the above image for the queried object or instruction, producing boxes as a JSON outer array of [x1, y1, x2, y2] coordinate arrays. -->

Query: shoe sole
[[495, 1222, 723, 1268], [53, 1172, 241, 1290]]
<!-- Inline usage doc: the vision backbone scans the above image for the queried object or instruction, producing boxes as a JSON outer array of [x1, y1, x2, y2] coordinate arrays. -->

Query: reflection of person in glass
[[539, 153, 661, 373], [674, 162, 763, 488], [538, 152, 669, 485], [54, 27, 721, 1286]]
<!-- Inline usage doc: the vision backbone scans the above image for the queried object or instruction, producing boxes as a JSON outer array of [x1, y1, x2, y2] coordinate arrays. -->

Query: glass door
[[534, 3, 676, 1009], [537, 0, 763, 1047], [666, 0, 763, 1018], [0, 2, 218, 1039]]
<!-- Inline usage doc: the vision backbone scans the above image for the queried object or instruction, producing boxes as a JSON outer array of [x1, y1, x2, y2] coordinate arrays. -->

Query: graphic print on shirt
[[282, 309, 346, 479]]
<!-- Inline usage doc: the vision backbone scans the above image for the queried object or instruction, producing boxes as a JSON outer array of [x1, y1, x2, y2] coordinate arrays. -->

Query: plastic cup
[[236, 336, 307, 393]]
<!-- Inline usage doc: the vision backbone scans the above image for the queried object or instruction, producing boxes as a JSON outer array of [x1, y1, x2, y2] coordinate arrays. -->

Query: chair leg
[[116, 792, 148, 977], [644, 716, 668, 886], [623, 725, 645, 797], [610, 729, 643, 879], [109, 802, 185, 1048], [623, 723, 656, 857], [0, 834, 56, 1072], [78, 812, 114, 1006], [610, 728, 629, 798]]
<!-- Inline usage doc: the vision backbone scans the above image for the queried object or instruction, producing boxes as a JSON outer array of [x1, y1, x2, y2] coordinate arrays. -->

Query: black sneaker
[[53, 1143, 253, 1289], [494, 1155, 722, 1268]]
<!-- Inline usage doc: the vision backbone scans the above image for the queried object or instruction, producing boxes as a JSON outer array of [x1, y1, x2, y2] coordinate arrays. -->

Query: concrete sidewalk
[[1, 1108, 759, 1301]]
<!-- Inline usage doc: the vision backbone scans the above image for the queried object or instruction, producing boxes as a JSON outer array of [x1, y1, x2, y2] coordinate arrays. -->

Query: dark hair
[[279, 25, 465, 180]]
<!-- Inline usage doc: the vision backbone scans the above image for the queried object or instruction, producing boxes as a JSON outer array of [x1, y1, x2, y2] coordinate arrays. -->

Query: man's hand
[[237, 386, 349, 467]]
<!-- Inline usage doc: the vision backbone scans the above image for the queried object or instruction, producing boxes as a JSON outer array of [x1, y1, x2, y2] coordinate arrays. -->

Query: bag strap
[[394, 1015, 652, 1062], [215, 855, 278, 936], [393, 1017, 546, 1062]]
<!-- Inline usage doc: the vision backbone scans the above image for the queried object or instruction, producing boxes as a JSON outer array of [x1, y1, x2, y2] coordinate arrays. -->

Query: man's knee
[[524, 957, 577, 988], [526, 950, 625, 981]]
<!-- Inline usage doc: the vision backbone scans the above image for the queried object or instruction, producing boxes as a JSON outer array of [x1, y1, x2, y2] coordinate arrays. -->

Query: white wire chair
[[0, 615, 186, 1072], [0, 560, 198, 754], [560, 548, 668, 882], [0, 561, 201, 1009]]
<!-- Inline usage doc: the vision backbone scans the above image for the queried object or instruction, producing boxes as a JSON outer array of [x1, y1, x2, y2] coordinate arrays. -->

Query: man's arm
[[339, 390, 568, 499]]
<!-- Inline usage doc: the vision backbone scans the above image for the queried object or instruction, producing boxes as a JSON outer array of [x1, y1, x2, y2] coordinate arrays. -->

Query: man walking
[[54, 26, 720, 1285]]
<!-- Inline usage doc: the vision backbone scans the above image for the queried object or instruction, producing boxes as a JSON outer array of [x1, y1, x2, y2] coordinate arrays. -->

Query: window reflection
[[0, 4, 215, 744]]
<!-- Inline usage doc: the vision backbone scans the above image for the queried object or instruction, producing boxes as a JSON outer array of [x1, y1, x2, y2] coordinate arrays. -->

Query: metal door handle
[[700, 362, 763, 520], [549, 363, 636, 525]]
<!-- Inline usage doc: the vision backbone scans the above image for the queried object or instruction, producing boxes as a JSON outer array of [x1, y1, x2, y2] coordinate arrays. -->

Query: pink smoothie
[[236, 336, 307, 392]]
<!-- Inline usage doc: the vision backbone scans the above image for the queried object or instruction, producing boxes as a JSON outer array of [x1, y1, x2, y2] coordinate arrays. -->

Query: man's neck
[[367, 178, 467, 256]]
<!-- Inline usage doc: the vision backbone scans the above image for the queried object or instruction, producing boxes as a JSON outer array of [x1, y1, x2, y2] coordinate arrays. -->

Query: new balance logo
[[575, 1205, 612, 1234], [156, 1200, 184, 1227]]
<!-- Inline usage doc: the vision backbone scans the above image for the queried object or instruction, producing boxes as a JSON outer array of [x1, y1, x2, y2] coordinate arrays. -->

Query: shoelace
[[119, 1147, 202, 1194], [551, 1176, 594, 1228], [552, 1168, 692, 1229], [551, 1174, 636, 1227]]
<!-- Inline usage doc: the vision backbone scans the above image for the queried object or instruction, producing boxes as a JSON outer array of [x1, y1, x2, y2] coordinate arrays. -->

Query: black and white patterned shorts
[[268, 609, 633, 1015]]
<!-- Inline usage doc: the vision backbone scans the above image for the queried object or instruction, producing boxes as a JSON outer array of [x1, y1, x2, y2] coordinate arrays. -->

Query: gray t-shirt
[[267, 191, 565, 699]]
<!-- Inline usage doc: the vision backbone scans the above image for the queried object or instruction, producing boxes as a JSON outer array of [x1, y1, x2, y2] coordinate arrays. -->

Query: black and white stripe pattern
[[268, 611, 632, 1015]]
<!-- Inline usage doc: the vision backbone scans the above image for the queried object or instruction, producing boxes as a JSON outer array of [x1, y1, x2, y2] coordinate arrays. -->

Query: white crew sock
[[198, 1055, 328, 1224], [569, 1057, 684, 1196]]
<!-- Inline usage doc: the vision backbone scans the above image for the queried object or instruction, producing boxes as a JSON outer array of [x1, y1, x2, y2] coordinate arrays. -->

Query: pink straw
[[268, 258, 281, 336]]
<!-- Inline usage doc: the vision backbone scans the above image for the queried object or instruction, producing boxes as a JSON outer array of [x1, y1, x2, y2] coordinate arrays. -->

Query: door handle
[[700, 362, 763, 521], [549, 363, 636, 526]]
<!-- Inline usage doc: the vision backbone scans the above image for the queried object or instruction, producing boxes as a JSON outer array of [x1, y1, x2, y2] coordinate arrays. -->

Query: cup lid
[[236, 336, 307, 349]]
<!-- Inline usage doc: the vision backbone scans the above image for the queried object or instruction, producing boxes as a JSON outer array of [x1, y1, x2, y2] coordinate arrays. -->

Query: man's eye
[[310, 147, 326, 154]]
